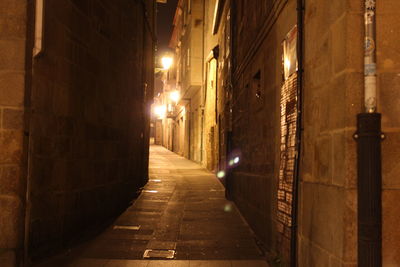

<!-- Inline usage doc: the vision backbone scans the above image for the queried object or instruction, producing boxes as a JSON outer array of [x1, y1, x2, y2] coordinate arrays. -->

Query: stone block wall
[[215, 0, 231, 179], [231, 0, 397, 265], [377, 0, 400, 265], [26, 0, 155, 260], [231, 0, 296, 262], [0, 0, 31, 266], [300, 0, 400, 266], [299, 0, 362, 266]]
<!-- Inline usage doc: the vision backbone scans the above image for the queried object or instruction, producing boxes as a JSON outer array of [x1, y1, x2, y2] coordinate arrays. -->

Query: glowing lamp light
[[161, 56, 173, 70], [154, 105, 167, 119], [233, 156, 240, 164], [170, 91, 180, 103]]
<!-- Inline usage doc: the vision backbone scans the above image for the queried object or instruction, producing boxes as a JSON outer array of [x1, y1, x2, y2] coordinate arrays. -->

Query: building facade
[[169, 0, 204, 162], [0, 0, 156, 266], [165, 0, 400, 266], [167, 0, 231, 173]]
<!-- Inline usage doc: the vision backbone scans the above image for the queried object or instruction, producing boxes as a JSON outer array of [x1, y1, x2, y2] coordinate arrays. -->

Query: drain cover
[[113, 225, 140, 230], [143, 249, 175, 259]]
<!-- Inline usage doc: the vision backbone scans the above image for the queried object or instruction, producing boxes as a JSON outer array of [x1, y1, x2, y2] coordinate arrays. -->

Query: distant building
[[169, 0, 204, 160]]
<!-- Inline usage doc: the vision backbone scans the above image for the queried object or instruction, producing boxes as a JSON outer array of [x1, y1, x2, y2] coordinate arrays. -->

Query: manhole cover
[[143, 249, 175, 259], [113, 225, 141, 230]]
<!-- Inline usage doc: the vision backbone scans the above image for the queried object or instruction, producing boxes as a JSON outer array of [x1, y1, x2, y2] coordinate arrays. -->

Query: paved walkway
[[36, 145, 268, 267]]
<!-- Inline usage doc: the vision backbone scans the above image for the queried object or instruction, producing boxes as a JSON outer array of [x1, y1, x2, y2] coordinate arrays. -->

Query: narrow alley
[[35, 145, 268, 267], [1, 0, 400, 266]]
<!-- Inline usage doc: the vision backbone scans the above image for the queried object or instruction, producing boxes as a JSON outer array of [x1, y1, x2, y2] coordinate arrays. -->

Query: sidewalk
[[36, 145, 268, 267]]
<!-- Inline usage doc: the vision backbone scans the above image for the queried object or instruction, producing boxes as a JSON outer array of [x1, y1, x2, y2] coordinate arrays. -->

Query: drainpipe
[[200, 0, 206, 163], [354, 1, 383, 266], [224, 0, 234, 200], [24, 0, 44, 264], [290, 0, 304, 266]]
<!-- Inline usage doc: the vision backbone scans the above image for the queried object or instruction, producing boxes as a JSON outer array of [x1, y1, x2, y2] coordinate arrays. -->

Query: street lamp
[[153, 105, 166, 119], [169, 91, 180, 103], [161, 56, 173, 70]]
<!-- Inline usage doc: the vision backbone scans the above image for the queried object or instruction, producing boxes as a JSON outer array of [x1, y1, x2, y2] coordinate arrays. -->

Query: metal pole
[[364, 0, 377, 113], [355, 1, 383, 266], [355, 114, 382, 267]]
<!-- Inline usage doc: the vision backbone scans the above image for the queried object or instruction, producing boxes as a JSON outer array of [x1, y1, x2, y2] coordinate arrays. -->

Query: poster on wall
[[283, 26, 298, 80]]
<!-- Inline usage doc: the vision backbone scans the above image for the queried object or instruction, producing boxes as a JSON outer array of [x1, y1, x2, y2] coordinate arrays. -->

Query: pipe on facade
[[24, 0, 42, 263], [364, 0, 377, 113], [200, 0, 206, 163], [290, 0, 304, 266], [354, 1, 383, 266], [223, 0, 234, 200]]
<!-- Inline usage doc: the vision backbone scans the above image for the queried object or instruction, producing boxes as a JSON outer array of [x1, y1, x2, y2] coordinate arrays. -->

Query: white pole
[[364, 0, 377, 113]]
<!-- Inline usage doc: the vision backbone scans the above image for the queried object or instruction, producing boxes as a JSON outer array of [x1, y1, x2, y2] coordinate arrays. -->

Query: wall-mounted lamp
[[153, 105, 167, 119], [170, 91, 180, 103], [161, 56, 173, 70]]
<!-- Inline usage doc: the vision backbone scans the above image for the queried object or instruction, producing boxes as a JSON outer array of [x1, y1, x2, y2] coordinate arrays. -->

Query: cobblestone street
[[36, 146, 268, 267]]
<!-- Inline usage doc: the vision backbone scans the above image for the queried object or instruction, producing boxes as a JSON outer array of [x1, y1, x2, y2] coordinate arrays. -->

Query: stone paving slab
[[45, 259, 269, 267], [34, 145, 268, 266]]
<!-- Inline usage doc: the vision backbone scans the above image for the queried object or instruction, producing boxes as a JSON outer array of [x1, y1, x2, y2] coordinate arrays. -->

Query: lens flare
[[217, 171, 226, 178], [224, 204, 232, 212]]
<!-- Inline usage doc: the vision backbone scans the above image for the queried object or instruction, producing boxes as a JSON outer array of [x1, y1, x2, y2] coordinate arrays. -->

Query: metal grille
[[143, 249, 175, 259], [277, 73, 298, 240]]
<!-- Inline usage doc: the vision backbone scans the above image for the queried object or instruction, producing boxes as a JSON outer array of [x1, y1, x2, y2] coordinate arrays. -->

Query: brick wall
[[0, 0, 31, 266], [26, 0, 155, 260]]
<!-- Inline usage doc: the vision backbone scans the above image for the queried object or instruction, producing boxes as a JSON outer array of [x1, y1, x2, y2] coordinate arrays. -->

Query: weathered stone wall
[[300, 0, 400, 266], [231, 0, 296, 262], [202, 0, 220, 172], [299, 1, 362, 265], [27, 0, 155, 260], [376, 0, 400, 265], [215, 1, 231, 177], [200, 0, 232, 178], [0, 0, 31, 266]]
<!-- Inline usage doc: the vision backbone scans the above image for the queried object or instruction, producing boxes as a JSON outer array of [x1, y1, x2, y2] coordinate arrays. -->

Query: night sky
[[156, 0, 179, 56]]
